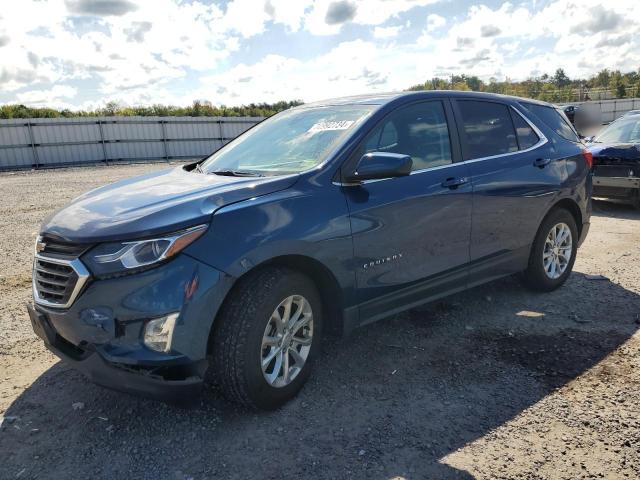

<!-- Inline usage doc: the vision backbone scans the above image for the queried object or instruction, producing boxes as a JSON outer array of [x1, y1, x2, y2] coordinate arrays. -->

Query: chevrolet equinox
[[28, 91, 592, 409]]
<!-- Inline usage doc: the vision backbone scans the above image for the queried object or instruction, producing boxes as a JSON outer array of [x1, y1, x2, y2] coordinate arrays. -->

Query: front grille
[[33, 255, 90, 309]]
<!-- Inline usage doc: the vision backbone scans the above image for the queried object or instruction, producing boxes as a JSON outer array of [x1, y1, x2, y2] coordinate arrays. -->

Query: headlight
[[83, 224, 207, 276]]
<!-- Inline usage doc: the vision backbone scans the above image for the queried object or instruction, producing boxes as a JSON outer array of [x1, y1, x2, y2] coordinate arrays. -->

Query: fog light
[[144, 313, 179, 352]]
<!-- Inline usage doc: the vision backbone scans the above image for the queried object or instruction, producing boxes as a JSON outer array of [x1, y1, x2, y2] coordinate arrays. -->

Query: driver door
[[342, 100, 473, 323]]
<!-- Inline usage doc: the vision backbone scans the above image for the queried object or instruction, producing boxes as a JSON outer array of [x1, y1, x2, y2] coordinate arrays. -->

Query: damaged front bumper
[[590, 148, 640, 203], [593, 175, 640, 190], [28, 253, 235, 402], [28, 302, 204, 402]]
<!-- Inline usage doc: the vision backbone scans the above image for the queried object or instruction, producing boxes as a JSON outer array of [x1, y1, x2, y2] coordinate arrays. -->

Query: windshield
[[594, 117, 640, 144], [200, 105, 374, 176]]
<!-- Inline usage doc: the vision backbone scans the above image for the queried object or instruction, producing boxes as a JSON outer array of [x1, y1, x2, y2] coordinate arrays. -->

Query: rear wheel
[[211, 267, 322, 410], [522, 208, 578, 292]]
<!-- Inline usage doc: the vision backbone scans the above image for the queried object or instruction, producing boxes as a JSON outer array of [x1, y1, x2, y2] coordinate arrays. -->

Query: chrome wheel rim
[[261, 295, 313, 388], [543, 222, 573, 279]]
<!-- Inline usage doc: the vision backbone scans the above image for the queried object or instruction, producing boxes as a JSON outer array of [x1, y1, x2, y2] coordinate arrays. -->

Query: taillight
[[581, 149, 593, 169]]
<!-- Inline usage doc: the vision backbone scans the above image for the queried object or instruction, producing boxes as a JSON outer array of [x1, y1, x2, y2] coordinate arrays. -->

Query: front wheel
[[210, 267, 322, 410], [522, 208, 578, 292]]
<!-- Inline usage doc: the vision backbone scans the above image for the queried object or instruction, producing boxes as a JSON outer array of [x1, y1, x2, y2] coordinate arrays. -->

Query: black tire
[[211, 267, 322, 410], [522, 208, 579, 292]]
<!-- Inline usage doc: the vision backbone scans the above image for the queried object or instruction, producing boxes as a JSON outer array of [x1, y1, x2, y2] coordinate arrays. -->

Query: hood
[[588, 143, 640, 166], [41, 166, 298, 243]]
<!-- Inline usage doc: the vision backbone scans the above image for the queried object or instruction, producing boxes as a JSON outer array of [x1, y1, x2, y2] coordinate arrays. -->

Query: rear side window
[[362, 101, 452, 171], [456, 101, 518, 159], [523, 103, 580, 143], [511, 111, 540, 149]]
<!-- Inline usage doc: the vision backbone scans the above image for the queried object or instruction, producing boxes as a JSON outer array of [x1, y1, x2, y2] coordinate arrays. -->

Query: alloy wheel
[[542, 222, 573, 279], [260, 295, 314, 388]]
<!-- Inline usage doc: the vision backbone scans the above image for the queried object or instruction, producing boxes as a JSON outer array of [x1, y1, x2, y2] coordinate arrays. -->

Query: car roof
[[299, 90, 555, 108]]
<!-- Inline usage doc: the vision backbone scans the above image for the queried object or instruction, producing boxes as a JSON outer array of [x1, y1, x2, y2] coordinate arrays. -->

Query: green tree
[[552, 68, 571, 88], [609, 71, 626, 98]]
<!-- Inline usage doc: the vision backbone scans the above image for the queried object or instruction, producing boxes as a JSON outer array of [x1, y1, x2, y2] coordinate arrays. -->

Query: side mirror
[[344, 152, 412, 183]]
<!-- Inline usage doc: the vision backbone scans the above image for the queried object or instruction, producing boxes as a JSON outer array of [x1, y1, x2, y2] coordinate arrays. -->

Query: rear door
[[342, 100, 472, 322], [452, 99, 564, 284]]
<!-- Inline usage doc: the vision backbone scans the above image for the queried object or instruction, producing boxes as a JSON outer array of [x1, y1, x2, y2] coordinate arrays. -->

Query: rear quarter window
[[510, 110, 540, 149], [523, 103, 580, 143]]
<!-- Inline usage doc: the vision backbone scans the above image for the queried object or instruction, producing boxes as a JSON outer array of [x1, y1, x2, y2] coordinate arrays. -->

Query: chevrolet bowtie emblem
[[35, 238, 46, 253]]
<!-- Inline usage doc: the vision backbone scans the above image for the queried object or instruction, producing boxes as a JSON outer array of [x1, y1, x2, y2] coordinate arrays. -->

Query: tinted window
[[457, 101, 518, 159], [524, 103, 580, 143], [511, 110, 540, 149], [362, 101, 452, 171]]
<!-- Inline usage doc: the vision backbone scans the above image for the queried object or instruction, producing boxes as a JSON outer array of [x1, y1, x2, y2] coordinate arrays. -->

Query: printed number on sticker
[[308, 121, 354, 133]]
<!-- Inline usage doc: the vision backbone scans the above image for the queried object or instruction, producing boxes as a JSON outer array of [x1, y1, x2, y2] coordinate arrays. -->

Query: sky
[[0, 0, 638, 109]]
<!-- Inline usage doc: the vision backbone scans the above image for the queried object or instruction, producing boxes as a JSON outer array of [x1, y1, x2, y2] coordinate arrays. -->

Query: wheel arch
[[545, 197, 583, 236], [207, 254, 346, 355], [258, 255, 345, 336]]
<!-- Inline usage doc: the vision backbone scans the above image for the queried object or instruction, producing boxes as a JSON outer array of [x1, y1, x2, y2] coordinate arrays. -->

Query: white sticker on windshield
[[307, 120, 354, 133]]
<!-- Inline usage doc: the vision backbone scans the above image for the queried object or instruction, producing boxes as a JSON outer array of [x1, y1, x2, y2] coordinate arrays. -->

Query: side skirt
[[342, 246, 530, 335]]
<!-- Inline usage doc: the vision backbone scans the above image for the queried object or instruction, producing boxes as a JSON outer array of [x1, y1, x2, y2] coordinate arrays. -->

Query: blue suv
[[28, 91, 592, 409]]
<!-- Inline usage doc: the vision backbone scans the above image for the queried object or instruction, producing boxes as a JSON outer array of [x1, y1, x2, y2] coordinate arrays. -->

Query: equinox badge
[[363, 253, 403, 270]]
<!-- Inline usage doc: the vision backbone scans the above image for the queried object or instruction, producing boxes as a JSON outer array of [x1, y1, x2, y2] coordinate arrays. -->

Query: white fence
[[0, 116, 263, 171], [564, 98, 640, 124]]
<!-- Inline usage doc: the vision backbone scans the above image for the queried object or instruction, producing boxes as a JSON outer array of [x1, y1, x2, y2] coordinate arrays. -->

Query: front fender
[[184, 179, 356, 306]]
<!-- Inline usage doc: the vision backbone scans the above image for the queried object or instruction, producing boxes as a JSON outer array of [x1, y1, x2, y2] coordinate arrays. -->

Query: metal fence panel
[[38, 144, 104, 165], [0, 147, 33, 169], [0, 116, 263, 171], [568, 98, 640, 124], [168, 139, 221, 158], [0, 123, 31, 146], [105, 141, 165, 160]]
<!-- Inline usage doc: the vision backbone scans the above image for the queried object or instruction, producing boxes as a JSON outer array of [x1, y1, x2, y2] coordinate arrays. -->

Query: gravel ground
[[0, 164, 639, 480]]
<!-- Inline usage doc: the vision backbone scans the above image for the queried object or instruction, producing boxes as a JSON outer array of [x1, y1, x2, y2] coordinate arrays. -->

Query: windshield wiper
[[210, 169, 264, 177]]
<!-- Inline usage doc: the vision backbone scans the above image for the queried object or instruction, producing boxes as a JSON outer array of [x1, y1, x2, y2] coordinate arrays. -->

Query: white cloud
[[16, 85, 78, 107], [266, 0, 312, 32], [197, 39, 427, 104], [413, 0, 640, 80], [1, 0, 640, 109], [304, 0, 440, 35], [426, 13, 446, 32]]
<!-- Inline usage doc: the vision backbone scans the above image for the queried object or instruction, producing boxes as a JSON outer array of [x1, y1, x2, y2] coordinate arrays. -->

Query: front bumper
[[29, 303, 203, 402], [29, 253, 235, 401], [592, 175, 640, 190]]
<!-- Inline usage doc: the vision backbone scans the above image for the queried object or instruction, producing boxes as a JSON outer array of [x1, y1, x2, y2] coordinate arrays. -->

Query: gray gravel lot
[[0, 164, 639, 480]]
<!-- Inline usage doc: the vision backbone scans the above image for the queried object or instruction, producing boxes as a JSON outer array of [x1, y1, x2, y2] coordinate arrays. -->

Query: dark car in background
[[559, 104, 578, 124], [587, 113, 640, 209], [28, 91, 591, 410]]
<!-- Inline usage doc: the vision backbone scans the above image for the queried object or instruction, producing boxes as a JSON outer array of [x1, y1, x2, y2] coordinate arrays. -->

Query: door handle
[[534, 158, 551, 168], [441, 177, 468, 189]]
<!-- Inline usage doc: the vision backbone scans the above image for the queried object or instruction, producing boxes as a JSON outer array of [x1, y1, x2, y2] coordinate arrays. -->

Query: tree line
[[1, 68, 638, 119], [407, 68, 640, 103], [0, 100, 303, 119]]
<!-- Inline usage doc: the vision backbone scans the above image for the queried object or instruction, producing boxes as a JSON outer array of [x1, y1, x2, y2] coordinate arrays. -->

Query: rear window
[[456, 100, 518, 159], [523, 103, 580, 143]]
